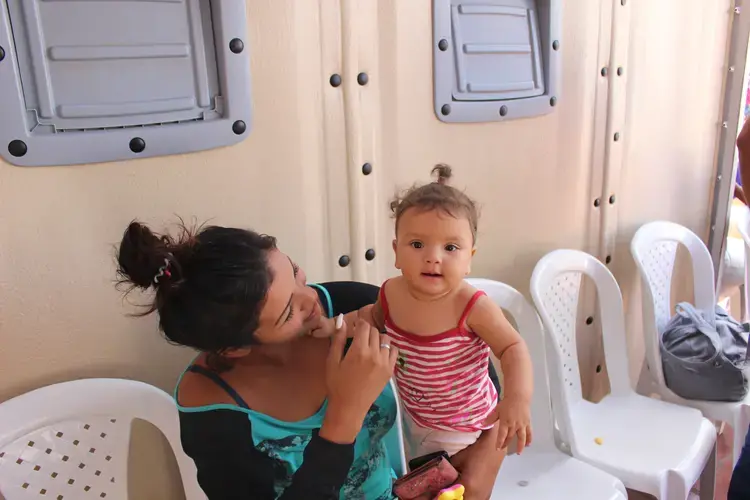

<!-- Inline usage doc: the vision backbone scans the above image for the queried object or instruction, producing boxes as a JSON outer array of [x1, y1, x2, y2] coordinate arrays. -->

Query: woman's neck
[[235, 337, 315, 368]]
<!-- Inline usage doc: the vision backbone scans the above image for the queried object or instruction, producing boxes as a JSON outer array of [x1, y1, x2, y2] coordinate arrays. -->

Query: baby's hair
[[390, 164, 480, 242]]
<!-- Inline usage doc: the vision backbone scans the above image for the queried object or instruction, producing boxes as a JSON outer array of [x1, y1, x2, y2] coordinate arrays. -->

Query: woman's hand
[[319, 316, 398, 444], [450, 421, 506, 500]]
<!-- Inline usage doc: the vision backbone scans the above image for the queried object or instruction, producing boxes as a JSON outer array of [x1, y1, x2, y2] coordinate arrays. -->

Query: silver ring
[[380, 343, 391, 350]]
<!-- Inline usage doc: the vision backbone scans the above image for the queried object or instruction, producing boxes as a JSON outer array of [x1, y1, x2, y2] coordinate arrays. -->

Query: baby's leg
[[419, 428, 482, 457], [422, 430, 521, 457]]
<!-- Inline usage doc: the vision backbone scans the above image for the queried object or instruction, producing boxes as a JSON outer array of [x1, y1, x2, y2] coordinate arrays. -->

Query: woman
[[115, 221, 506, 499], [729, 118, 750, 500]]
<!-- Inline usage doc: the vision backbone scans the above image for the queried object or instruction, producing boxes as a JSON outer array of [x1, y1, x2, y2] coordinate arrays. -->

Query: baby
[[319, 166, 533, 461]]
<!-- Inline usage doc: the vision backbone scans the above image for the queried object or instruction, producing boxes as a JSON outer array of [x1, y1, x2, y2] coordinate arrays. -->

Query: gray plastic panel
[[434, 0, 561, 123], [0, 0, 251, 167]]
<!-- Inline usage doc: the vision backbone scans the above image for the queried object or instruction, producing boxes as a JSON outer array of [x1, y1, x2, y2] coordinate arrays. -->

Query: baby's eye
[[410, 241, 423, 249], [445, 244, 458, 252]]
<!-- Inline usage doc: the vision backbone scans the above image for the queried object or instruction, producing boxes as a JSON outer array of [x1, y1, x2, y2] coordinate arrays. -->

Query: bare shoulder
[[382, 276, 407, 303], [464, 284, 506, 324], [176, 362, 237, 408]]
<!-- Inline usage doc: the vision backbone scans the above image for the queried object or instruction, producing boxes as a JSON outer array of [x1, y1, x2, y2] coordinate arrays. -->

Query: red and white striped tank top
[[380, 283, 498, 433]]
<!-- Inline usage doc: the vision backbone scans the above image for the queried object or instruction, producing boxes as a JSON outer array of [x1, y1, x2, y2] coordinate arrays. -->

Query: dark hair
[[116, 220, 277, 370], [390, 165, 480, 242]]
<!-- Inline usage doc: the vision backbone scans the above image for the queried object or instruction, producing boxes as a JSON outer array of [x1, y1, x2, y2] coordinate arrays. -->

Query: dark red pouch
[[392, 455, 459, 500]]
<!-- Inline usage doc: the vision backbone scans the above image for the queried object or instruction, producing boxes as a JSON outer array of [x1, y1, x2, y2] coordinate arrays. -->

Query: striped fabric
[[380, 285, 498, 433]]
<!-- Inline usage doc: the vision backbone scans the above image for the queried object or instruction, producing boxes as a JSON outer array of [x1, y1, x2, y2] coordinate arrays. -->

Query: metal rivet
[[552, 40, 559, 51], [232, 120, 246, 135], [617, 67, 624, 76], [596, 365, 602, 373], [229, 38, 244, 54], [8, 139, 27, 157], [718, 174, 723, 181], [357, 72, 369, 86], [499, 105, 508, 116], [586, 316, 594, 325], [730, 66, 736, 73], [129, 137, 145, 153], [518, 480, 529, 487], [609, 194, 616, 204], [736, 7, 741, 14], [601, 67, 608, 77], [329, 74, 342, 87], [614, 132, 620, 141], [605, 255, 612, 264], [338, 255, 350, 267], [549, 96, 557, 107], [365, 249, 376, 261], [0, 46, 5, 62], [621, 0, 627, 5], [594, 198, 601, 207], [723, 122, 729, 129], [362, 162, 373, 175], [438, 39, 449, 51], [441, 104, 451, 116]]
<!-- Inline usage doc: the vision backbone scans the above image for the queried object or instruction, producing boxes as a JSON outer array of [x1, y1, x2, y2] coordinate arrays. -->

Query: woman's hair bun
[[431, 164, 452, 185], [117, 221, 173, 290]]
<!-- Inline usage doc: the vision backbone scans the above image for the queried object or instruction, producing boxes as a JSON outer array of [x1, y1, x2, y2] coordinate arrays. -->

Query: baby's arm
[[467, 294, 533, 453]]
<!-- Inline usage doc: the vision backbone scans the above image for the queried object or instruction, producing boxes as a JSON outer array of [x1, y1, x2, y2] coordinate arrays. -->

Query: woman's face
[[252, 248, 323, 344]]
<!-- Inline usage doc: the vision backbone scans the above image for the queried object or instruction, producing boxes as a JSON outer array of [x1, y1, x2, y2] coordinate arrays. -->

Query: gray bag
[[660, 302, 750, 402]]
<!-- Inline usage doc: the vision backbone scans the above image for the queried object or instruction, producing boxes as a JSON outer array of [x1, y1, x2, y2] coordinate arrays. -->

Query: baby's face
[[393, 208, 475, 298]]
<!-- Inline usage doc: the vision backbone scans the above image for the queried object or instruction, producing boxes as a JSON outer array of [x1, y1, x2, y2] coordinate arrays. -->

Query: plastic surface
[[531, 250, 717, 499], [465, 278, 627, 500], [0, 0, 252, 167], [632, 220, 750, 466], [433, 0, 561, 123], [384, 379, 408, 478], [0, 378, 205, 500]]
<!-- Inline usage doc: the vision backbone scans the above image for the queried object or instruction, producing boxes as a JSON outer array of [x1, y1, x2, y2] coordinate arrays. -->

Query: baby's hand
[[483, 396, 532, 454]]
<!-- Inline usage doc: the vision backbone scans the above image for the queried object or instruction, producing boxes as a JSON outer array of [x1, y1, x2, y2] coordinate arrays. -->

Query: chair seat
[[492, 447, 627, 499], [654, 382, 750, 424], [571, 394, 716, 494]]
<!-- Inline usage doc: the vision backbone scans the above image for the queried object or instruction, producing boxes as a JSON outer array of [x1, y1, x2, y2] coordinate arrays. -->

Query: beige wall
[[0, 0, 732, 496]]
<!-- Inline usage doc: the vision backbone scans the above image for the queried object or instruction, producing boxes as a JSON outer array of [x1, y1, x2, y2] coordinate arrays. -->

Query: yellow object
[[436, 484, 465, 500], [594, 437, 603, 445]]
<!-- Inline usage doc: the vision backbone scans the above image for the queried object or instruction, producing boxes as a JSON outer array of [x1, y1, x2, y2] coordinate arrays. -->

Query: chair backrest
[[383, 379, 407, 477], [0, 379, 204, 500], [530, 250, 632, 448], [465, 278, 555, 448], [630, 221, 716, 388], [735, 206, 750, 321]]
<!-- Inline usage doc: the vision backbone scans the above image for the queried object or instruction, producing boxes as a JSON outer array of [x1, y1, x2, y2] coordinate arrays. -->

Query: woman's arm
[[180, 410, 355, 500]]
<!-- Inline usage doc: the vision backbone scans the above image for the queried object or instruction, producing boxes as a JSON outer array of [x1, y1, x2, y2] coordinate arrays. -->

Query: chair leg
[[699, 441, 717, 500]]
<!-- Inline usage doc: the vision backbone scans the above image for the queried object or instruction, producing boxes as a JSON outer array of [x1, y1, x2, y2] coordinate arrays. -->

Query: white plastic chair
[[530, 250, 717, 500], [632, 220, 750, 466], [465, 278, 627, 499], [0, 379, 205, 500], [384, 379, 408, 478]]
